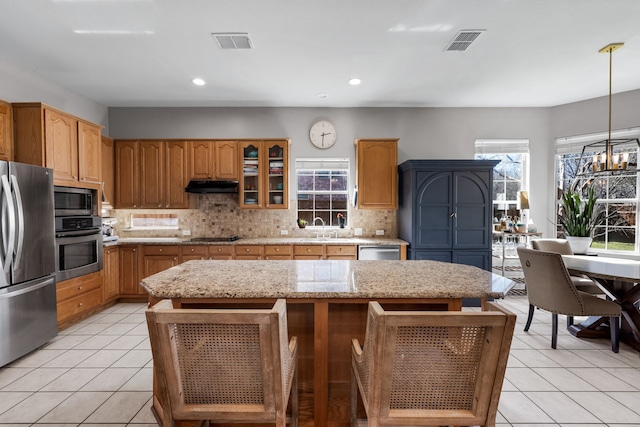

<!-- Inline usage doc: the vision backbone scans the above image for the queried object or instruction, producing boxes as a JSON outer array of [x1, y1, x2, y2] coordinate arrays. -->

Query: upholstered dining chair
[[530, 238, 603, 327], [146, 299, 298, 427], [517, 247, 620, 352], [351, 301, 516, 427]]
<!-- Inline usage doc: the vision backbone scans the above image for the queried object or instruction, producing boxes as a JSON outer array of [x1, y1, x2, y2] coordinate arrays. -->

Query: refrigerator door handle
[[1, 175, 16, 274], [10, 175, 25, 267]]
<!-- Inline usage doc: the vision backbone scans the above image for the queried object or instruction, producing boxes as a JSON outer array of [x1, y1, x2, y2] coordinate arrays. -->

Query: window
[[296, 158, 349, 227], [474, 139, 530, 221], [556, 129, 640, 252]]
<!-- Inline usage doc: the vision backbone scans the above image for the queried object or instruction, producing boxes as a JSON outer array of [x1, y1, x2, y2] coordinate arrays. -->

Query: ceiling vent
[[211, 32, 253, 49], [444, 30, 485, 52]]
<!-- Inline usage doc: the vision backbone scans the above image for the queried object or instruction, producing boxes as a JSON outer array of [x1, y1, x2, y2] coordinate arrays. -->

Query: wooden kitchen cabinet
[[293, 245, 324, 260], [234, 245, 263, 260], [101, 136, 115, 205], [142, 245, 180, 278], [264, 245, 292, 260], [239, 140, 289, 209], [139, 141, 164, 208], [115, 141, 140, 208], [78, 120, 102, 184], [103, 246, 120, 302], [188, 140, 238, 180], [208, 245, 234, 260], [181, 244, 234, 261], [119, 245, 143, 296], [12, 103, 102, 187], [165, 141, 190, 208], [325, 245, 357, 259], [115, 140, 190, 209], [180, 245, 209, 262], [0, 100, 13, 161], [56, 271, 103, 328], [355, 139, 398, 209]]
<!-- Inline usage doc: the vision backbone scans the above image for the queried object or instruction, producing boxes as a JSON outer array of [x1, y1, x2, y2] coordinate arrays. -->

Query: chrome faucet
[[313, 217, 326, 239]]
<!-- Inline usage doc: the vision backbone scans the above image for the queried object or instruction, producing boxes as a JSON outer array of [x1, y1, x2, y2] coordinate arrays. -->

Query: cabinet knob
[[133, 205, 137, 207], [306, 248, 311, 252], [276, 248, 280, 252], [78, 302, 83, 307], [78, 286, 83, 290], [246, 248, 250, 252], [191, 248, 195, 252], [133, 249, 136, 252], [217, 248, 222, 252], [173, 257, 177, 261], [159, 249, 163, 252], [158, 204, 162, 208]]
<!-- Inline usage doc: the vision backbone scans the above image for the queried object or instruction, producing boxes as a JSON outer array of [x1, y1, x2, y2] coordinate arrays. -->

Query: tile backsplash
[[111, 193, 397, 239]]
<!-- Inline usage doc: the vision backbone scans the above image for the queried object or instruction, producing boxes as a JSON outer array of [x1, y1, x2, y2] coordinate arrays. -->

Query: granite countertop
[[141, 259, 514, 300], [114, 237, 408, 245]]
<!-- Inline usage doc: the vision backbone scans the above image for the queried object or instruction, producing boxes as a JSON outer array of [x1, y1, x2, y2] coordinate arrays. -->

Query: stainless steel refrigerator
[[0, 161, 57, 366]]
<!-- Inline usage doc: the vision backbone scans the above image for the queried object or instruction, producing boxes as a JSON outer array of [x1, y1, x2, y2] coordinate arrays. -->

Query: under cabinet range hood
[[184, 180, 239, 194]]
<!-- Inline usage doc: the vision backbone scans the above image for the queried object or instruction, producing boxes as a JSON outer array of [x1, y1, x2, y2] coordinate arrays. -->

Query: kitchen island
[[141, 259, 514, 427]]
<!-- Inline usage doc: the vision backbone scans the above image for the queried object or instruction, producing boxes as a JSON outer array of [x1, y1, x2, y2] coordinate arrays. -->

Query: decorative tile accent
[[112, 193, 397, 239]]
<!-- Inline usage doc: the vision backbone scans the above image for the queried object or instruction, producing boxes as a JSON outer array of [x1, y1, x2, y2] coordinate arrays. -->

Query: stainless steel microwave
[[54, 186, 96, 217]]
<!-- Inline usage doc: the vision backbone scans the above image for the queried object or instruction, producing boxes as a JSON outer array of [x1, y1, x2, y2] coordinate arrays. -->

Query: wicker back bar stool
[[146, 299, 298, 427], [350, 301, 516, 427]]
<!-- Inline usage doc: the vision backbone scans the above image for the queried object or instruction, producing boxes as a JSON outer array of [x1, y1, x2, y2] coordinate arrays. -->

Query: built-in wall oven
[[54, 186, 102, 282]]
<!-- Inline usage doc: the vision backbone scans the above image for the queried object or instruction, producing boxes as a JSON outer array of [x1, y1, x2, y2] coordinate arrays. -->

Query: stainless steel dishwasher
[[357, 245, 401, 260]]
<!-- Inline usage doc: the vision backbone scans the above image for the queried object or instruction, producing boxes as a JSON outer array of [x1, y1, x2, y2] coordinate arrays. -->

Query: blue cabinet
[[398, 160, 498, 271]]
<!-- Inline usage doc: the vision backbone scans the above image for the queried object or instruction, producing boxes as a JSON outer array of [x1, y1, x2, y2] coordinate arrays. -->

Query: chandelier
[[577, 43, 640, 175]]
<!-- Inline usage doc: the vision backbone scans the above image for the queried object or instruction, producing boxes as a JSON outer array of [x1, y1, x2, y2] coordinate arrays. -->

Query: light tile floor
[[0, 296, 638, 426]]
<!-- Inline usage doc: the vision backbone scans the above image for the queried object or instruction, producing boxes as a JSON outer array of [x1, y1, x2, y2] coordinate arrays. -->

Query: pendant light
[[577, 43, 639, 175]]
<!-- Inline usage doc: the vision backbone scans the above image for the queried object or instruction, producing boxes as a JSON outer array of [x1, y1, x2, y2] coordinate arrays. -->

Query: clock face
[[309, 120, 337, 149]]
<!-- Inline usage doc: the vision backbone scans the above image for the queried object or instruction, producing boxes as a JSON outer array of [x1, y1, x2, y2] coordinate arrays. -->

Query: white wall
[[0, 56, 108, 129], [109, 106, 554, 234]]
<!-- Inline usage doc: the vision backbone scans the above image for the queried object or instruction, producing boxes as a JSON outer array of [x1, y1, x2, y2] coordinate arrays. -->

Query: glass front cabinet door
[[239, 140, 289, 209]]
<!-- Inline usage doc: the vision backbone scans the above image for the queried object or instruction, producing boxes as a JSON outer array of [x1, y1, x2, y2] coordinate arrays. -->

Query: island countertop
[[140, 259, 514, 300]]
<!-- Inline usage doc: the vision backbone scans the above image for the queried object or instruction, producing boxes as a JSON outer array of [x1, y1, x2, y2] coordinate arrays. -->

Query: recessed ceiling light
[[192, 78, 206, 86], [316, 92, 329, 99], [348, 78, 362, 86]]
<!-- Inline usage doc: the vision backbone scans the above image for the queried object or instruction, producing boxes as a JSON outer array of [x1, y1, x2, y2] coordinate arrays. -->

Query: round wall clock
[[309, 120, 337, 149]]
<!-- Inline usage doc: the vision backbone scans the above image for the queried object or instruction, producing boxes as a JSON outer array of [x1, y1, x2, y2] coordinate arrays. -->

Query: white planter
[[565, 236, 593, 254]]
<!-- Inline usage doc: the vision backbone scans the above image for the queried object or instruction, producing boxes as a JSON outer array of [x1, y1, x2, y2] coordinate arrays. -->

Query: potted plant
[[559, 187, 605, 254], [297, 218, 307, 229]]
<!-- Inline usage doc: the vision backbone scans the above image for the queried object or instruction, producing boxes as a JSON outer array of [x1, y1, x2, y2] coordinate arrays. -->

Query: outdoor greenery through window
[[557, 149, 638, 252], [474, 139, 530, 222], [296, 158, 349, 227]]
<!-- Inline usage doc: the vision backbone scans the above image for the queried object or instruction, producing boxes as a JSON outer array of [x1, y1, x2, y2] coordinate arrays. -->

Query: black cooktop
[[189, 236, 241, 242]]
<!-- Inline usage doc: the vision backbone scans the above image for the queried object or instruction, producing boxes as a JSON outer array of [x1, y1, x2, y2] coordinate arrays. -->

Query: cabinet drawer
[[209, 245, 233, 256], [181, 245, 208, 256], [143, 245, 179, 256], [264, 245, 292, 256], [57, 288, 103, 324], [235, 245, 263, 255], [56, 271, 102, 302], [326, 245, 356, 256], [293, 245, 324, 256]]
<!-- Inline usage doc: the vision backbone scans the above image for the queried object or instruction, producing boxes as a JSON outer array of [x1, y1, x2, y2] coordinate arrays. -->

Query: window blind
[[474, 139, 529, 154]]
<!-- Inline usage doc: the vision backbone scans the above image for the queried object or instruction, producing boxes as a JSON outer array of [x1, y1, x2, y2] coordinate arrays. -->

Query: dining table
[[562, 254, 640, 352]]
